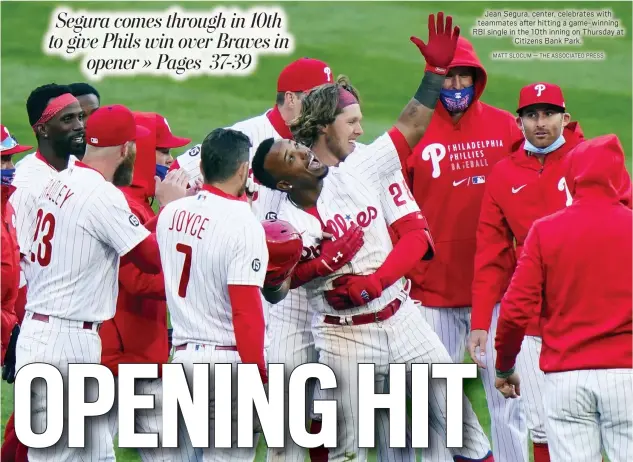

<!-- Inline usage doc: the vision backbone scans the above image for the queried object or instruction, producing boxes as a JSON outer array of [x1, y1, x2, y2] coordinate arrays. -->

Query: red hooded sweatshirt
[[471, 122, 586, 335], [1, 184, 19, 362], [100, 114, 169, 376], [495, 134, 633, 373], [401, 37, 523, 307]]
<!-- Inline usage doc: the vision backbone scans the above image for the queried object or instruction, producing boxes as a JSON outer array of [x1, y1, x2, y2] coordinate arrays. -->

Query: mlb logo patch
[[471, 176, 486, 185]]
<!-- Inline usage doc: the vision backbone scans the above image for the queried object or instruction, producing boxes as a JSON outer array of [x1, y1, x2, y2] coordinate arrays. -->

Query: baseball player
[[157, 128, 269, 462], [252, 12, 495, 461], [169, 57, 333, 192], [98, 112, 193, 461], [14, 104, 163, 462], [273, 75, 433, 462], [152, 112, 192, 180], [494, 134, 633, 462], [0, 126, 32, 462], [468, 82, 586, 461], [397, 36, 527, 461], [70, 82, 101, 118]]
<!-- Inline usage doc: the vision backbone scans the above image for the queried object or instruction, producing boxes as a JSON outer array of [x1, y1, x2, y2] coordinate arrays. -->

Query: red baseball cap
[[155, 114, 191, 149], [86, 105, 150, 147], [277, 57, 334, 92], [517, 82, 566, 113], [1, 124, 32, 156]]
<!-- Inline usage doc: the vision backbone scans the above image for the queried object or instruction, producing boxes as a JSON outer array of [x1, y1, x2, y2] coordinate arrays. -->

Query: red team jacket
[[496, 135, 632, 373], [401, 37, 522, 307], [99, 185, 169, 376], [471, 122, 586, 335], [1, 185, 20, 362]]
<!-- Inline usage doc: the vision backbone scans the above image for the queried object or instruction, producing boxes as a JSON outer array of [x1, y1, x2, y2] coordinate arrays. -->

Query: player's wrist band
[[495, 367, 515, 379], [414, 71, 444, 109]]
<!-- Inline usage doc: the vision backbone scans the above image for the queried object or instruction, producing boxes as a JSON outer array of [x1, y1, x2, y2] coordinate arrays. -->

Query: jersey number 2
[[176, 243, 192, 297], [31, 209, 56, 266], [389, 181, 415, 206]]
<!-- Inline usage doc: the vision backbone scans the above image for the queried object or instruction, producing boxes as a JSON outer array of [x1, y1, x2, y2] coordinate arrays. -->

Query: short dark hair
[[69, 82, 100, 101], [26, 83, 74, 126], [200, 128, 251, 183], [251, 138, 278, 190]]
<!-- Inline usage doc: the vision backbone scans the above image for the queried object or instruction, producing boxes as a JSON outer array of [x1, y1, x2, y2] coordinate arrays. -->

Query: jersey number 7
[[31, 209, 56, 267], [176, 243, 192, 297]]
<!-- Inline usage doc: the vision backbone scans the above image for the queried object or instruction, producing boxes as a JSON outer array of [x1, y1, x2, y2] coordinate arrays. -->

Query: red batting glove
[[410, 12, 460, 75], [291, 224, 365, 289], [325, 274, 383, 311]]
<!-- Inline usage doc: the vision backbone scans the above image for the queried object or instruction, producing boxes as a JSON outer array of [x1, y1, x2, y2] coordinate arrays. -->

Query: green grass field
[[1, 1, 631, 460]]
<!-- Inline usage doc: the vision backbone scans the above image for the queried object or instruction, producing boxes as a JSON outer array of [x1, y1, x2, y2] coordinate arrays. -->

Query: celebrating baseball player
[[13, 104, 164, 462], [494, 134, 633, 462], [396, 36, 527, 461], [151, 112, 192, 180], [469, 82, 586, 462], [252, 12, 495, 462], [157, 128, 269, 462], [170, 57, 334, 194], [70, 82, 101, 118]]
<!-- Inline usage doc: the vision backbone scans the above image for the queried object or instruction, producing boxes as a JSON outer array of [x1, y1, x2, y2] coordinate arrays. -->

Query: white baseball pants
[[15, 311, 115, 462], [543, 368, 633, 462]]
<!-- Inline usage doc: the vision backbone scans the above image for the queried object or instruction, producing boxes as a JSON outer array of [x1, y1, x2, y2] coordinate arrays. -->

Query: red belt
[[174, 344, 237, 351], [31, 313, 101, 331], [323, 298, 402, 326]]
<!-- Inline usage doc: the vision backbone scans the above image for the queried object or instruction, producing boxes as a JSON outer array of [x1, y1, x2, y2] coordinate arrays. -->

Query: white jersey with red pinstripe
[[10, 152, 76, 284], [22, 162, 150, 322], [156, 187, 269, 348]]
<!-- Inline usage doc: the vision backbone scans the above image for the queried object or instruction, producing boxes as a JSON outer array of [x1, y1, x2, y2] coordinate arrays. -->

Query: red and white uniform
[[15, 161, 150, 462], [471, 121, 585, 454], [1, 184, 19, 362], [156, 184, 268, 462], [401, 37, 527, 462], [303, 128, 492, 462], [495, 134, 633, 462]]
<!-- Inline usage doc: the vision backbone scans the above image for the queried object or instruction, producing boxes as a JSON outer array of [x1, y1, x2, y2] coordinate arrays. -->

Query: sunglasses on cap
[[0, 136, 18, 152]]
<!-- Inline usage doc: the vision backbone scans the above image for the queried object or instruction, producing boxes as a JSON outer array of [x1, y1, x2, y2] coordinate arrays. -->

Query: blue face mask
[[439, 85, 475, 113], [155, 164, 169, 180], [521, 121, 566, 156], [1, 168, 15, 186]]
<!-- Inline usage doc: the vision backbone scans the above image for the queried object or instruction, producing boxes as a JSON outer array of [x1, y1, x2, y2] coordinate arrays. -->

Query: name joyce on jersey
[[13, 361, 478, 450]]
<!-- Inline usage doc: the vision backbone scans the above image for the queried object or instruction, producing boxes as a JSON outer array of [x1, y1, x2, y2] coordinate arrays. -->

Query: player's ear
[[276, 180, 292, 192], [515, 116, 524, 133], [561, 112, 571, 128], [35, 123, 47, 139]]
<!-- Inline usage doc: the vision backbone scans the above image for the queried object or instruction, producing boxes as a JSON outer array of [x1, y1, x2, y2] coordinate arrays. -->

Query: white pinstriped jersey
[[10, 153, 77, 285], [256, 142, 421, 323], [305, 132, 415, 315], [156, 188, 269, 347], [23, 163, 150, 322]]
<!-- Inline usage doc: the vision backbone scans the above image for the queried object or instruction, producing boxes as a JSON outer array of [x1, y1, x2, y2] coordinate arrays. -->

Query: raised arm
[[394, 12, 460, 148]]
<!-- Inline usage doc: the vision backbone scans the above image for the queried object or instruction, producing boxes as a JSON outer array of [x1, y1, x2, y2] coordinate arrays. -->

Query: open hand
[[410, 12, 460, 75]]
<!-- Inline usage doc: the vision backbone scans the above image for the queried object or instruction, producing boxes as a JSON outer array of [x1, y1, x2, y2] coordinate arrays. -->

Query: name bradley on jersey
[[39, 178, 74, 209]]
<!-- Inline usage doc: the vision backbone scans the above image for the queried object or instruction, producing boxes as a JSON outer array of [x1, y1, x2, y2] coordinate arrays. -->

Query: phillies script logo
[[326, 206, 378, 239], [421, 143, 446, 178], [301, 245, 321, 262], [534, 83, 546, 97]]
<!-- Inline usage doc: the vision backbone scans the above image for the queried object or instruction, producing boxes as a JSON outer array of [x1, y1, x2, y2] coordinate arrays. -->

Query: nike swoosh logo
[[512, 185, 527, 194], [453, 179, 467, 186]]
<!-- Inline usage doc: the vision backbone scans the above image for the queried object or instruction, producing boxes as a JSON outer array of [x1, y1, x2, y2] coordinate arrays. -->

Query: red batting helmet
[[262, 219, 303, 288]]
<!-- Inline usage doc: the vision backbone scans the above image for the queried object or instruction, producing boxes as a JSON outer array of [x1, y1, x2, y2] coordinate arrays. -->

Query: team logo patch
[[252, 258, 261, 272], [188, 146, 201, 157], [265, 211, 278, 220], [360, 290, 371, 302], [129, 214, 140, 227]]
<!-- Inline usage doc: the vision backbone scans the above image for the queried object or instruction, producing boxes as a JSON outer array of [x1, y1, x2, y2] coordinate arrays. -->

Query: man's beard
[[112, 150, 136, 187], [325, 133, 349, 161], [51, 134, 85, 159]]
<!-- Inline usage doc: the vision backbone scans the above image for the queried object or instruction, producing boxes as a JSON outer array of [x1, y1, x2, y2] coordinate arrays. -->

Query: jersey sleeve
[[226, 219, 269, 287], [85, 184, 150, 257], [347, 128, 411, 190], [379, 169, 421, 226]]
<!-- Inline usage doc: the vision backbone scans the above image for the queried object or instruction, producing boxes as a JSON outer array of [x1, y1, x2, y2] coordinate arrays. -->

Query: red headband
[[337, 87, 358, 110], [32, 93, 79, 129]]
